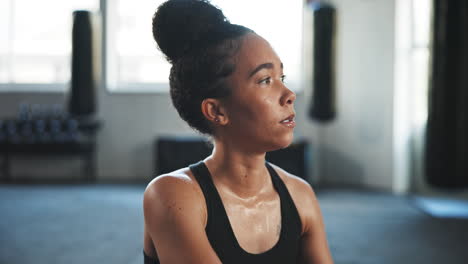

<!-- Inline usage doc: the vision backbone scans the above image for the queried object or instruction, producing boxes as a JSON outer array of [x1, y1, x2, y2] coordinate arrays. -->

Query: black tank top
[[144, 161, 302, 264]]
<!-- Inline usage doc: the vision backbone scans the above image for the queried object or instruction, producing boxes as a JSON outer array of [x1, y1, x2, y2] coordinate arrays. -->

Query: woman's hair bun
[[153, 0, 230, 63]]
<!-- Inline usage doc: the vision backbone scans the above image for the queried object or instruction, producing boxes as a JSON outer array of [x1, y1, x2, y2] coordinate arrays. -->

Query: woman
[[143, 0, 334, 263]]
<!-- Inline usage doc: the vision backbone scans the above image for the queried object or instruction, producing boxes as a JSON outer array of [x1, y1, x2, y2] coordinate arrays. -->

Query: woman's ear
[[201, 98, 228, 125]]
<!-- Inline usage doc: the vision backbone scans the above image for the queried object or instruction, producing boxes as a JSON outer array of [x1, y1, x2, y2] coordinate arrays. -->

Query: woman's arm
[[143, 174, 222, 264], [297, 185, 334, 264]]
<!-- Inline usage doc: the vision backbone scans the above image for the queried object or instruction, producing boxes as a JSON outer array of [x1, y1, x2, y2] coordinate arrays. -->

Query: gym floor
[[1, 184, 467, 264]]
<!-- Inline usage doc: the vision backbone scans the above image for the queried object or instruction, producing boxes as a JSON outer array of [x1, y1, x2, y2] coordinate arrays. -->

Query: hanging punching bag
[[308, 2, 336, 122], [69, 10, 96, 118]]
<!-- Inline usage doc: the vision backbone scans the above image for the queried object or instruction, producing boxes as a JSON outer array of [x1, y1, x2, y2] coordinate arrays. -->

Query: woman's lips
[[280, 114, 296, 128], [280, 119, 296, 128]]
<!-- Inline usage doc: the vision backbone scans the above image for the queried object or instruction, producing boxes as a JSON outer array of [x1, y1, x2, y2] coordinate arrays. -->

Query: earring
[[215, 118, 220, 122]]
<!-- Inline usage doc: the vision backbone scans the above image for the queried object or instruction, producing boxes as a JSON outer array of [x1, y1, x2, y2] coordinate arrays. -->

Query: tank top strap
[[188, 161, 239, 257], [189, 161, 216, 216], [265, 162, 303, 236]]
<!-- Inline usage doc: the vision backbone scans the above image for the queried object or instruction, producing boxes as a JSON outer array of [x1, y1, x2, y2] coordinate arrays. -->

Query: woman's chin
[[266, 133, 294, 152], [280, 133, 295, 148]]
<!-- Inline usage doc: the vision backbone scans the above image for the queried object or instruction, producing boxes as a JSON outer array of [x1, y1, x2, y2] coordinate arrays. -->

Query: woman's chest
[[220, 192, 282, 254]]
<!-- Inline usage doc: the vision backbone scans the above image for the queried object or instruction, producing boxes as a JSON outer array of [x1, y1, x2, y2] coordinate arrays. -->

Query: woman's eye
[[259, 77, 272, 85]]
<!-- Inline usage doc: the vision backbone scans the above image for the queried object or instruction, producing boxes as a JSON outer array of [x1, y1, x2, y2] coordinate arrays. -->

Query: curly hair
[[152, 0, 253, 135]]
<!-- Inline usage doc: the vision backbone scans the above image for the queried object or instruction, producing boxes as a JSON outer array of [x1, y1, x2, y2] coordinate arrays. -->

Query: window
[[105, 0, 304, 92], [408, 0, 431, 191], [393, 0, 432, 192], [410, 0, 431, 128], [1, 0, 303, 93], [0, 0, 99, 92]]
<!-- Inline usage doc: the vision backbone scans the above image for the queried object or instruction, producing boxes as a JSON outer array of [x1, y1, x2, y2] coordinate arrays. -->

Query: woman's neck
[[203, 139, 271, 198]]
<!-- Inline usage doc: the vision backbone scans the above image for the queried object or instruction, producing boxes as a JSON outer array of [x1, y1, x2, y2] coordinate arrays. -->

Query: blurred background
[[1, 0, 467, 263]]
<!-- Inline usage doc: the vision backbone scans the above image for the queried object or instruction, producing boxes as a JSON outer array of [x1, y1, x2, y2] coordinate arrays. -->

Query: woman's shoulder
[[143, 168, 207, 224], [145, 167, 198, 194], [268, 163, 321, 234], [143, 167, 217, 262], [268, 163, 315, 197]]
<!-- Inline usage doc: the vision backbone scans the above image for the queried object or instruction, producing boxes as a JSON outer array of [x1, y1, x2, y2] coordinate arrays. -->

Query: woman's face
[[221, 33, 296, 152]]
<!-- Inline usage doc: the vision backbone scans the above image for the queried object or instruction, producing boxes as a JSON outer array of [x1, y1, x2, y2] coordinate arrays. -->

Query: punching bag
[[69, 10, 96, 118], [308, 2, 336, 122]]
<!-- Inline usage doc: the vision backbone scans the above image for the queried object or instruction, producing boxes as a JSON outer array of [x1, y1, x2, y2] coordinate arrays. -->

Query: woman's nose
[[281, 87, 296, 106]]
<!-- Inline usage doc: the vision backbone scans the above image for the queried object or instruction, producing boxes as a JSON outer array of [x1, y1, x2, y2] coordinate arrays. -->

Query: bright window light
[[410, 0, 431, 128]]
